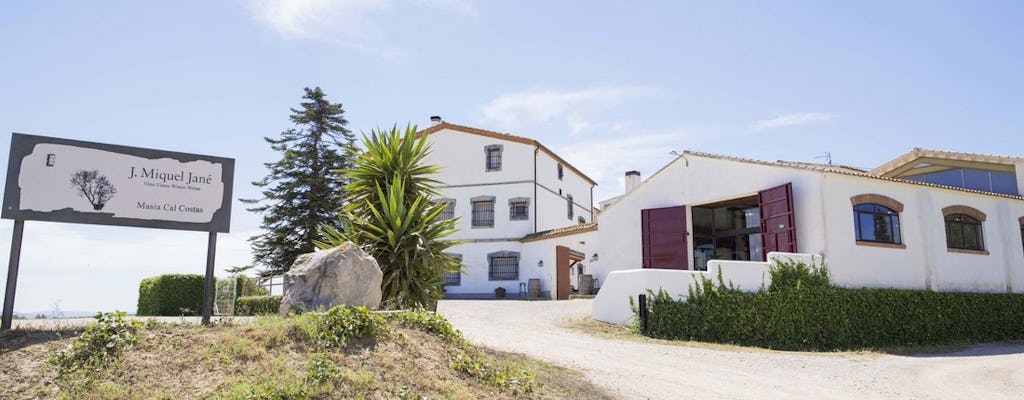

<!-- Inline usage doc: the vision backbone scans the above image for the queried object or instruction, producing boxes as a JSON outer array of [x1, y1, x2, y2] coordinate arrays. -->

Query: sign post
[[1, 220, 24, 330], [1, 133, 234, 329]]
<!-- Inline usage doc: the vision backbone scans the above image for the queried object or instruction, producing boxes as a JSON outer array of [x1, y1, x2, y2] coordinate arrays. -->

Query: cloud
[[241, 0, 478, 52], [242, 0, 392, 49], [480, 86, 658, 136], [752, 112, 836, 130]]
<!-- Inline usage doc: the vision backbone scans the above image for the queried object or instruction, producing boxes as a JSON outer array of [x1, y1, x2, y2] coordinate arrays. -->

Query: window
[[557, 164, 564, 180], [567, 194, 574, 220], [444, 254, 462, 286], [942, 205, 987, 253], [438, 199, 455, 221], [509, 197, 529, 221], [471, 196, 495, 227], [577, 216, 586, 224], [853, 203, 902, 244], [485, 144, 502, 171], [488, 251, 519, 280], [1020, 217, 1024, 256], [945, 214, 984, 251]]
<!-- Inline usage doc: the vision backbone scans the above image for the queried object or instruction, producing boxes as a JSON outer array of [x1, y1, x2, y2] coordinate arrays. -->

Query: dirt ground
[[437, 299, 1024, 400]]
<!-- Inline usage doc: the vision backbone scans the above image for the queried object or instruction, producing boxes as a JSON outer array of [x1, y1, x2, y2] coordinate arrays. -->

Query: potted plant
[[494, 286, 506, 299]]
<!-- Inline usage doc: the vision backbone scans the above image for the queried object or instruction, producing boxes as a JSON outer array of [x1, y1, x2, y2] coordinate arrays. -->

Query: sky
[[1, 0, 1022, 313]]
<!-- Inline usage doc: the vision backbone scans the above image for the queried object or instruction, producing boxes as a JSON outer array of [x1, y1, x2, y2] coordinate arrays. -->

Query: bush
[[639, 260, 1024, 351], [236, 295, 283, 316], [137, 274, 207, 316], [51, 311, 143, 375], [296, 305, 386, 348]]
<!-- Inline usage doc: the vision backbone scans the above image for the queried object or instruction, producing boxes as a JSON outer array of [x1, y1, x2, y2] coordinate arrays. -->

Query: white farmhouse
[[592, 148, 1024, 308], [419, 118, 598, 299]]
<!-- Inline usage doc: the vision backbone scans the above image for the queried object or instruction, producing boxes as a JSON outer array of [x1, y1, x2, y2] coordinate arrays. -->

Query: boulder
[[278, 242, 383, 315]]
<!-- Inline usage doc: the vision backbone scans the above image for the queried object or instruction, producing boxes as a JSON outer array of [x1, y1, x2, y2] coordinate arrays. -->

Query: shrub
[[236, 295, 283, 316], [296, 305, 386, 348], [638, 259, 1024, 351], [51, 311, 143, 375], [386, 310, 464, 345], [137, 274, 207, 316]]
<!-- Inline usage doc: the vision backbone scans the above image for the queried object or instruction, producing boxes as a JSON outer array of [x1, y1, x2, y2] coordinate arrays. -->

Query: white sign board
[[2, 133, 233, 232]]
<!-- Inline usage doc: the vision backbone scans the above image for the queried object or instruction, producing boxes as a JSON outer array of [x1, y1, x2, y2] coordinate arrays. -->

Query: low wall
[[592, 252, 820, 325]]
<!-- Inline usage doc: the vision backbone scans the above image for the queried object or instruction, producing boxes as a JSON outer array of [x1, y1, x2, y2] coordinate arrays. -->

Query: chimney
[[625, 170, 641, 193], [430, 116, 442, 126]]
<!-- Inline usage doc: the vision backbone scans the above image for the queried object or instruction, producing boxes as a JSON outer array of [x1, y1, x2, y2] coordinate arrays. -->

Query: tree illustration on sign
[[70, 170, 117, 210]]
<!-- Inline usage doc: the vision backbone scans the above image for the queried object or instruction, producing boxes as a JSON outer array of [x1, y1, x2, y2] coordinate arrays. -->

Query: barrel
[[528, 278, 541, 299], [580, 274, 594, 295]]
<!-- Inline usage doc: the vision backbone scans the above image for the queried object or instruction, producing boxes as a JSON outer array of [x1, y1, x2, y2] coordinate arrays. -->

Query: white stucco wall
[[593, 153, 1024, 296], [592, 252, 821, 325], [593, 154, 827, 278], [421, 126, 597, 297], [821, 173, 1024, 292], [535, 150, 594, 229]]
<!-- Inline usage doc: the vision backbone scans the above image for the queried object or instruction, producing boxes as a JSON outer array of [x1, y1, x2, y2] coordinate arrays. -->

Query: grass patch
[[2, 307, 614, 399]]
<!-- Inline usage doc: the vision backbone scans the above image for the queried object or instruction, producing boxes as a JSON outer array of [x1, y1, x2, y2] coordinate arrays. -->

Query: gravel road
[[437, 299, 1024, 400]]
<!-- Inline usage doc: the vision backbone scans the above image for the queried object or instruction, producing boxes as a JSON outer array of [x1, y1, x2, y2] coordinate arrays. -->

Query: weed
[[50, 311, 142, 376]]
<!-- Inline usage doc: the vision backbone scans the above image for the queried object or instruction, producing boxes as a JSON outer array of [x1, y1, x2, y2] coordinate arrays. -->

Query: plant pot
[[93, 203, 105, 211]]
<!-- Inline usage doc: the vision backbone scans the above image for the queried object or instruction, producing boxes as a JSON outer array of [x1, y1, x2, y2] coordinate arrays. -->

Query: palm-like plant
[[318, 124, 461, 309]]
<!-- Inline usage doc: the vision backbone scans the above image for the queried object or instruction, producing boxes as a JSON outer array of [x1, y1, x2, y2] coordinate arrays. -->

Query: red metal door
[[759, 183, 797, 260], [641, 205, 688, 269]]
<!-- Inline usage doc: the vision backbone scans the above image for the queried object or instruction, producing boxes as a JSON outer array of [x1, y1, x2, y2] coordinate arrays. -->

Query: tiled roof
[[520, 222, 598, 243], [775, 160, 867, 174], [869, 147, 1023, 177], [417, 122, 598, 186], [682, 150, 1024, 201]]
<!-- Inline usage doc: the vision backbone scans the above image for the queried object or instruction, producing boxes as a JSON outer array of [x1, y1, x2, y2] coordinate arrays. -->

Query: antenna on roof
[[815, 152, 833, 165]]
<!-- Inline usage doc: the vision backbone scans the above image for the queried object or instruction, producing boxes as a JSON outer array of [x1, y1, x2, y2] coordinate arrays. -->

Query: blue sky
[[1, 1, 1022, 313]]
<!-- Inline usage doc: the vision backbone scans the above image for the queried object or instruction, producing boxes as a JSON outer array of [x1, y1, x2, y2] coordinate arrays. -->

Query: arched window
[[853, 203, 902, 244], [944, 214, 984, 251], [1019, 217, 1024, 256], [941, 205, 987, 253]]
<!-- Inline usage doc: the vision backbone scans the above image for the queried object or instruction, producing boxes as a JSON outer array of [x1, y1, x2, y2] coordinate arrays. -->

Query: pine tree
[[241, 87, 356, 276]]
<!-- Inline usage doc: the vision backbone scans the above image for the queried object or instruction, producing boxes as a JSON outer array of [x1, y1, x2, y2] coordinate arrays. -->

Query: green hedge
[[640, 261, 1024, 351], [137, 274, 208, 316], [236, 295, 283, 316]]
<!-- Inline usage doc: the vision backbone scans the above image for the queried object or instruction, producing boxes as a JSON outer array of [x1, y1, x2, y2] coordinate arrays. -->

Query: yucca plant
[[318, 124, 461, 309]]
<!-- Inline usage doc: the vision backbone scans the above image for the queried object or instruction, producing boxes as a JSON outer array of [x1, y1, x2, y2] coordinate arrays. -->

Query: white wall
[[535, 150, 594, 229], [821, 174, 1024, 292], [593, 154, 827, 278], [423, 126, 598, 298], [592, 252, 820, 325], [593, 152, 1024, 296]]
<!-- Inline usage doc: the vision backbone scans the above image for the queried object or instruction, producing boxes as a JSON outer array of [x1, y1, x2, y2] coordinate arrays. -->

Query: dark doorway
[[691, 196, 762, 271], [556, 246, 585, 300]]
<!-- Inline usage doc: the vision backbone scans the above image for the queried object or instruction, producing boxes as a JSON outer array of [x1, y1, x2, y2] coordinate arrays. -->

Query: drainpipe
[[590, 184, 594, 222], [534, 147, 539, 233]]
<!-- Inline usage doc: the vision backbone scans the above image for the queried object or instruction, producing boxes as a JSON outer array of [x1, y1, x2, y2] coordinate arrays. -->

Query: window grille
[[439, 200, 455, 220], [567, 194, 574, 220], [472, 199, 494, 227], [444, 254, 462, 286], [485, 145, 502, 171], [557, 164, 564, 180], [489, 255, 519, 280], [510, 198, 529, 220]]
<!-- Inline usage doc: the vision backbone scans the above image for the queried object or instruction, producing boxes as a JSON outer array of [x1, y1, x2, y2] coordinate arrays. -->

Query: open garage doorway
[[691, 196, 763, 271]]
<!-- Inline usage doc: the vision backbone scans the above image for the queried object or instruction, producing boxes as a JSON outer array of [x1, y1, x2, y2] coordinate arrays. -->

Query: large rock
[[278, 242, 383, 315]]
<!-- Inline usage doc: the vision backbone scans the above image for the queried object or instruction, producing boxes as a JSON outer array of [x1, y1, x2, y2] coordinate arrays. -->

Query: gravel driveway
[[437, 299, 1024, 400]]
